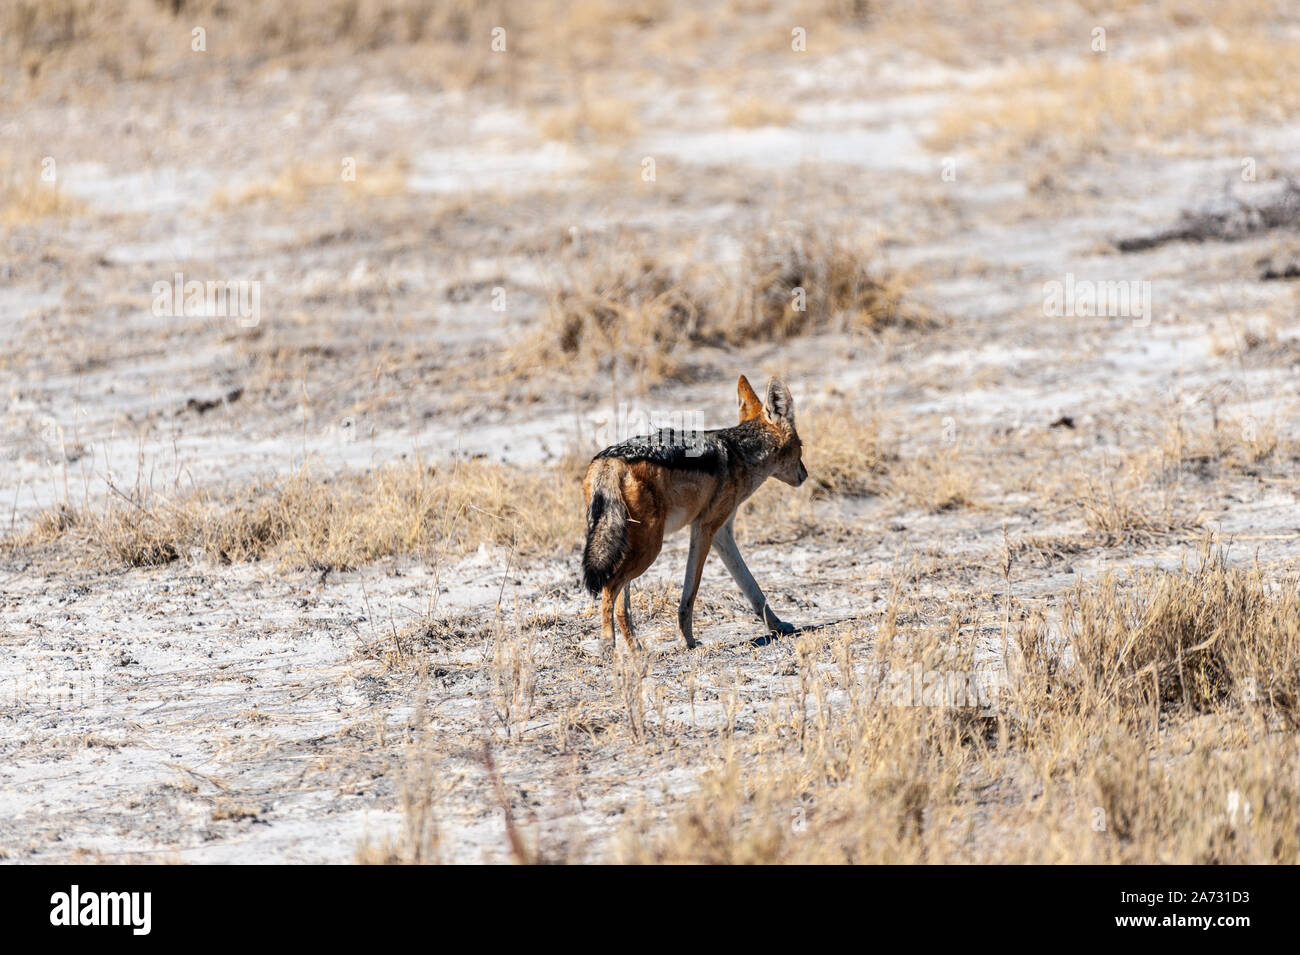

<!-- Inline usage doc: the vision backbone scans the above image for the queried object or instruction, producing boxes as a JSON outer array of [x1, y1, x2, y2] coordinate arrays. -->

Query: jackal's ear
[[737, 374, 763, 422], [764, 377, 794, 425]]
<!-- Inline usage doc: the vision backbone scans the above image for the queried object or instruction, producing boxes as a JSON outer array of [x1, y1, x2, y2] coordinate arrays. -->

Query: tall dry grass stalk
[[491, 623, 540, 740], [356, 705, 446, 864]]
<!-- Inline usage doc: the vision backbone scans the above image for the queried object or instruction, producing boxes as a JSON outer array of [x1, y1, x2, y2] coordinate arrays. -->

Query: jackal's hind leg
[[678, 523, 717, 649], [615, 581, 640, 650], [599, 586, 617, 654]]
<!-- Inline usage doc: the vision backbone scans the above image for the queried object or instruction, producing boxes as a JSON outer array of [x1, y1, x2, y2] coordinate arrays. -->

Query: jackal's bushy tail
[[582, 466, 628, 595]]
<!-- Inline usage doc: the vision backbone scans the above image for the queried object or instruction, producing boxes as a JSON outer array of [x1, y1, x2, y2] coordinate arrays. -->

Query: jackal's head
[[738, 374, 807, 487]]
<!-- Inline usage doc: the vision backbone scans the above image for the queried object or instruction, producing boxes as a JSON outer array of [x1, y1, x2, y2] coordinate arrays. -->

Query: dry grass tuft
[[1073, 443, 1201, 545], [209, 157, 408, 210], [14, 459, 580, 570], [1157, 409, 1284, 477], [1075, 478, 1185, 545], [736, 231, 924, 340], [356, 611, 497, 670], [540, 250, 708, 384], [4, 0, 828, 99], [929, 31, 1300, 163], [801, 404, 891, 497], [608, 546, 1300, 863], [891, 446, 975, 512], [1066, 549, 1300, 719], [3, 0, 514, 88], [0, 158, 86, 226], [530, 229, 927, 384]]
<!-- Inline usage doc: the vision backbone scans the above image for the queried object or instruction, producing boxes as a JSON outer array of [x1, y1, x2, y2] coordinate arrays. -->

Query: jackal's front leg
[[711, 521, 796, 635], [678, 523, 716, 649]]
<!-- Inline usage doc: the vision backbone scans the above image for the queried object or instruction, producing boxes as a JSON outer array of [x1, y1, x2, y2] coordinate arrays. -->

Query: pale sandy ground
[[2, 11, 1299, 861]]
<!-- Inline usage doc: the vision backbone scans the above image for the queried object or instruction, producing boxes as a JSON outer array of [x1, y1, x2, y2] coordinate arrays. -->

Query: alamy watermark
[[2, 662, 108, 712], [590, 402, 709, 456], [884, 664, 1006, 716], [153, 272, 261, 327], [50, 885, 150, 935], [1043, 272, 1150, 326]]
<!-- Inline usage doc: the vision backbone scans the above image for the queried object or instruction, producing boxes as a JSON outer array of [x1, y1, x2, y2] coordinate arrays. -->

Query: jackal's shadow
[[748, 616, 860, 647]]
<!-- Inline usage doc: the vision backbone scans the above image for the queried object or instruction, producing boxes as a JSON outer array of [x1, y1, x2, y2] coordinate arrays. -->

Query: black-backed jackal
[[581, 375, 807, 652]]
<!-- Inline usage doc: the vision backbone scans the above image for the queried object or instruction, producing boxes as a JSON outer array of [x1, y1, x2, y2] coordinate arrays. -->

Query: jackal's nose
[[797, 463, 808, 485]]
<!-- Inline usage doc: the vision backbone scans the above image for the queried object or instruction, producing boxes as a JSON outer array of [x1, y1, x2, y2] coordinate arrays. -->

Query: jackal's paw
[[769, 620, 797, 636]]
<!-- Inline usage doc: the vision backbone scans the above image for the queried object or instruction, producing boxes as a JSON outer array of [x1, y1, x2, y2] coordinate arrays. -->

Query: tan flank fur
[[581, 375, 808, 652]]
